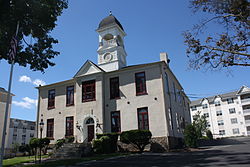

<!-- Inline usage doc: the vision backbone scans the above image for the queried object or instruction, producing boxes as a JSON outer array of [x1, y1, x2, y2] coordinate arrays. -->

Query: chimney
[[160, 52, 170, 65]]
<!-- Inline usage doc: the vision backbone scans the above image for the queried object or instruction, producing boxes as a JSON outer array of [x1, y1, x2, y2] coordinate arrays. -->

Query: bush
[[120, 130, 152, 153], [93, 136, 112, 154], [93, 139, 103, 154], [184, 124, 198, 148], [206, 130, 213, 140], [65, 136, 75, 143], [96, 133, 118, 153], [55, 138, 65, 149]]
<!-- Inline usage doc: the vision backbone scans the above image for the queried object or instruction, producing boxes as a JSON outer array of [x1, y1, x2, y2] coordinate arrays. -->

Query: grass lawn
[[27, 153, 130, 167], [3, 155, 49, 167]]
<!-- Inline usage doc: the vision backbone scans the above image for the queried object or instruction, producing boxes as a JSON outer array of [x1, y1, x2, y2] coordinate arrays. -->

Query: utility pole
[[0, 21, 19, 167]]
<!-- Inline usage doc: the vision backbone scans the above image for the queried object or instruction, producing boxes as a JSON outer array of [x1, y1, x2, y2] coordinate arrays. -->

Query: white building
[[36, 14, 191, 150], [190, 86, 250, 138], [7, 118, 36, 148], [0, 87, 14, 154]]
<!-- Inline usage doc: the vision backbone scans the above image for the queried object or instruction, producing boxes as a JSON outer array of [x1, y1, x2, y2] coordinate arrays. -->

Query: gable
[[74, 60, 104, 78], [237, 85, 250, 95]]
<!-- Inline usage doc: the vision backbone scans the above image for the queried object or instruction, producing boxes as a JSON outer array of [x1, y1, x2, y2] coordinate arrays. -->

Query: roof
[[97, 14, 124, 31], [0, 87, 15, 96], [190, 90, 238, 106]]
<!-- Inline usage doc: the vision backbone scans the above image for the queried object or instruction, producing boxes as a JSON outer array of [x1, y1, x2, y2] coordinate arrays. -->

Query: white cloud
[[12, 97, 38, 109], [19, 75, 32, 83], [18, 75, 46, 86], [33, 79, 46, 86]]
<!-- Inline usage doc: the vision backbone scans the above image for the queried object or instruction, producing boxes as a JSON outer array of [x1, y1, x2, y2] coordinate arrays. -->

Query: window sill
[[47, 137, 54, 140], [47, 106, 55, 110], [66, 104, 74, 107], [82, 99, 96, 103], [136, 92, 148, 96]]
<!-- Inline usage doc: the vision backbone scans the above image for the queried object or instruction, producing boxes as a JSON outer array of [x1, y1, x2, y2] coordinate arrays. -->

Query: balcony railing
[[241, 98, 250, 104], [247, 131, 250, 135], [245, 120, 250, 124], [243, 109, 250, 115]]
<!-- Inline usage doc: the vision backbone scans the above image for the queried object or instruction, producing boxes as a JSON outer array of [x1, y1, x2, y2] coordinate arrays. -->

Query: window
[[218, 120, 224, 126], [216, 110, 222, 116], [110, 77, 120, 99], [203, 113, 209, 118], [66, 116, 74, 137], [137, 107, 149, 130], [30, 133, 34, 138], [232, 128, 239, 134], [22, 135, 26, 141], [206, 122, 211, 127], [135, 72, 147, 95], [227, 98, 234, 104], [13, 134, 17, 141], [47, 119, 54, 138], [66, 86, 74, 106], [82, 80, 96, 102], [164, 73, 169, 94], [191, 106, 197, 111], [215, 101, 221, 106], [229, 108, 236, 114], [193, 115, 199, 121], [219, 130, 225, 135], [30, 126, 35, 130], [202, 104, 208, 109], [231, 118, 238, 124], [111, 111, 121, 132], [48, 89, 55, 109], [22, 128, 26, 133]]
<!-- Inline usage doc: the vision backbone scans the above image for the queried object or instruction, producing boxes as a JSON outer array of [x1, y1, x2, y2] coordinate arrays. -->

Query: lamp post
[[39, 120, 44, 163]]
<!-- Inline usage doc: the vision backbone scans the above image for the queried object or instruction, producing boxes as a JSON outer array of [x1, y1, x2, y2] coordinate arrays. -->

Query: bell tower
[[96, 13, 127, 72]]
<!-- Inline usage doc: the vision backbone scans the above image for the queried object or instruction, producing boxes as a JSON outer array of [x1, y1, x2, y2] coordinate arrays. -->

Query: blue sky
[[1, 0, 249, 121]]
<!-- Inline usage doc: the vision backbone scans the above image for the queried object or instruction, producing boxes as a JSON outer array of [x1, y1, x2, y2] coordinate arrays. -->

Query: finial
[[109, 10, 112, 16]]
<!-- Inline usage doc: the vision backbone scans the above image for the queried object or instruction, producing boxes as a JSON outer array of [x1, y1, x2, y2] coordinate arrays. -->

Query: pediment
[[74, 60, 104, 78], [237, 85, 250, 95]]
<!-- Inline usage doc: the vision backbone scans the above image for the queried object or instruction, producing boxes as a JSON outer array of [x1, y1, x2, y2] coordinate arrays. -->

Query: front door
[[87, 125, 94, 142]]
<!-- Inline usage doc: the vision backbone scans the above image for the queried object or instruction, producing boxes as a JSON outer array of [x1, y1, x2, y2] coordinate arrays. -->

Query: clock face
[[104, 53, 113, 62]]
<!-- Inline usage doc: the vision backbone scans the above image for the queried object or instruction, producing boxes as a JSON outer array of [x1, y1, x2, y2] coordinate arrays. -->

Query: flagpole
[[0, 21, 19, 167]]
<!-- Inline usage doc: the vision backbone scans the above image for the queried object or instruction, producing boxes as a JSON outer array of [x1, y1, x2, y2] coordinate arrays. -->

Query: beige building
[[37, 14, 191, 149], [190, 86, 250, 138], [7, 118, 36, 148], [0, 87, 14, 153]]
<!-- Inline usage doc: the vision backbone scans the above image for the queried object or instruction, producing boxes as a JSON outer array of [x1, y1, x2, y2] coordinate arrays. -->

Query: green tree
[[120, 130, 152, 153], [184, 124, 198, 148], [206, 130, 213, 140], [192, 111, 208, 139], [0, 0, 68, 72], [184, 0, 249, 71], [29, 138, 39, 162], [12, 143, 20, 157]]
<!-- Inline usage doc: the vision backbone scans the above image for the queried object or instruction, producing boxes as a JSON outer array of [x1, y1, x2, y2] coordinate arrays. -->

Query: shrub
[[120, 129, 152, 153], [206, 130, 213, 140], [55, 138, 66, 149], [65, 136, 75, 143], [96, 133, 118, 153], [184, 124, 198, 148], [93, 139, 103, 154], [93, 136, 112, 154]]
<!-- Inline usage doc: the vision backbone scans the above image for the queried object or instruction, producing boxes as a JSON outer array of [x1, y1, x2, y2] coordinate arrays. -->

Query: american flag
[[8, 36, 18, 61]]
